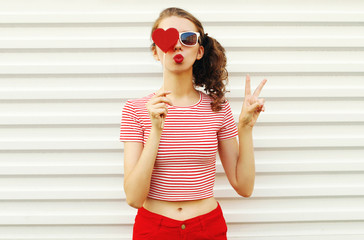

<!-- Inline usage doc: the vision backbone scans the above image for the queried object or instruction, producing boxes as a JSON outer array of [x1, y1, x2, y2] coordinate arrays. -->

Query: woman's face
[[153, 16, 204, 74]]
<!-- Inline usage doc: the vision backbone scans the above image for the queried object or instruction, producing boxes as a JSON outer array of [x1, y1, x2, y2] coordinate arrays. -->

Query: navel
[[177, 207, 183, 212]]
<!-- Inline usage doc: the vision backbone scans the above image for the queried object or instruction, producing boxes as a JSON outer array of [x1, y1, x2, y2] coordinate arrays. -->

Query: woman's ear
[[196, 45, 204, 60], [152, 46, 160, 61]]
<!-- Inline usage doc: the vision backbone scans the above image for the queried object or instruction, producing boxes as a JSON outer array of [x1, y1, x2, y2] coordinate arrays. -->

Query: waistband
[[137, 202, 222, 229]]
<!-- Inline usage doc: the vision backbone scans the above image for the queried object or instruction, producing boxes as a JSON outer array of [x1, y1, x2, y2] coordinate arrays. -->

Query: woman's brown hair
[[150, 7, 229, 112]]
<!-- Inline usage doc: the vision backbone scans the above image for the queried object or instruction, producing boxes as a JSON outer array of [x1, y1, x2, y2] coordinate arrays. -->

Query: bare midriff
[[142, 196, 218, 221]]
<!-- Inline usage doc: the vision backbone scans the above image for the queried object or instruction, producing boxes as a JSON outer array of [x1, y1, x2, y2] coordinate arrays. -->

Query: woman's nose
[[174, 38, 182, 50]]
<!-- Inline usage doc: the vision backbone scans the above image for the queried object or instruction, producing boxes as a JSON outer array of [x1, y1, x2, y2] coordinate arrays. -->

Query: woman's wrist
[[238, 123, 253, 133], [151, 125, 163, 135]]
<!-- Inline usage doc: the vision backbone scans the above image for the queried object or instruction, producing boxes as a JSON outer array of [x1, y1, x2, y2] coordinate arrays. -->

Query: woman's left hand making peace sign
[[239, 74, 267, 129]]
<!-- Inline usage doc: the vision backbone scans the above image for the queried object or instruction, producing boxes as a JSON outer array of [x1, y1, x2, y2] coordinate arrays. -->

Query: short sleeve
[[120, 100, 144, 142], [217, 101, 238, 141]]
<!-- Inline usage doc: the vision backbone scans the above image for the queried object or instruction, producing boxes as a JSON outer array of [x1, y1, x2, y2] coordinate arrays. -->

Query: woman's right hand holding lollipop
[[146, 90, 173, 130]]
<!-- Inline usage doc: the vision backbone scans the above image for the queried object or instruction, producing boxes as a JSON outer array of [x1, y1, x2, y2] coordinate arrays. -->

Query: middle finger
[[253, 79, 267, 98]]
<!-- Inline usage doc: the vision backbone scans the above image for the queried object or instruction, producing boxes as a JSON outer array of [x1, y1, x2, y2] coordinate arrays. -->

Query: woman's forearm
[[124, 127, 162, 208], [236, 126, 256, 197]]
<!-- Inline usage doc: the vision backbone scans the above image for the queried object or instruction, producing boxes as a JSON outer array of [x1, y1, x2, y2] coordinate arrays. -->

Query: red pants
[[133, 202, 227, 240]]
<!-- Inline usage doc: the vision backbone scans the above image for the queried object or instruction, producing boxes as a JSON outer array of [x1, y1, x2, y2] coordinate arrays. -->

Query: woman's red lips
[[173, 54, 184, 63]]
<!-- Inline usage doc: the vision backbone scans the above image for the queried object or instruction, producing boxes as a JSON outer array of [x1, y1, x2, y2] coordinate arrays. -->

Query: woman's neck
[[161, 69, 197, 98], [158, 69, 200, 107]]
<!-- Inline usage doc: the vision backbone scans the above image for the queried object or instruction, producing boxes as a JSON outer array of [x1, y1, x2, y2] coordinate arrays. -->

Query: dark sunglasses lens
[[181, 32, 198, 45]]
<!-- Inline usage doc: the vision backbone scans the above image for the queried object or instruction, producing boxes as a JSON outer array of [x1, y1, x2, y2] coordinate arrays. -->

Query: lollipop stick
[[163, 52, 166, 91], [161, 52, 166, 129]]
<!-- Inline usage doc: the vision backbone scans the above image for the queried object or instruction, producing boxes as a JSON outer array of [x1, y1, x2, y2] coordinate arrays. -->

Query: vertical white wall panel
[[0, 0, 363, 239]]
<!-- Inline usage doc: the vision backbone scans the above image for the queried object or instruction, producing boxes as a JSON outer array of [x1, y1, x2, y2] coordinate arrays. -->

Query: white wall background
[[0, 0, 363, 239]]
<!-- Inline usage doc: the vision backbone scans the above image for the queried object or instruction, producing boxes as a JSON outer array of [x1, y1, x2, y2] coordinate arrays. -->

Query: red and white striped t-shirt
[[120, 90, 238, 201]]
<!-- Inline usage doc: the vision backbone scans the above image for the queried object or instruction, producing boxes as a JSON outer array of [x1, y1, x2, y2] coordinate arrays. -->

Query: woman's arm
[[218, 74, 266, 198], [123, 127, 162, 209], [218, 127, 255, 197], [123, 90, 173, 208]]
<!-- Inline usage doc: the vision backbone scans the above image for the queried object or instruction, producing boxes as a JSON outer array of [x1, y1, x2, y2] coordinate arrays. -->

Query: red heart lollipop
[[152, 28, 179, 53]]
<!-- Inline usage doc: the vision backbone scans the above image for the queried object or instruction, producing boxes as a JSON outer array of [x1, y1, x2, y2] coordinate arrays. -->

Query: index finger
[[253, 79, 267, 98], [155, 90, 172, 97], [245, 74, 251, 96]]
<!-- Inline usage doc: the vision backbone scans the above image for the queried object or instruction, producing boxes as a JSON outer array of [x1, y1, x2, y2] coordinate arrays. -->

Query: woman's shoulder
[[122, 93, 155, 118], [124, 92, 155, 107], [200, 91, 232, 111]]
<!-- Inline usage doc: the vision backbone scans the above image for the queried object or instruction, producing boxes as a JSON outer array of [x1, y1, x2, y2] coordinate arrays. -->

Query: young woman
[[120, 7, 267, 240]]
